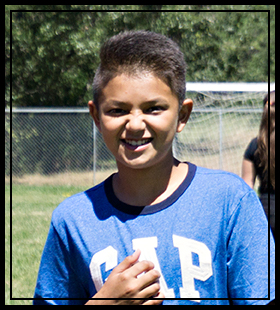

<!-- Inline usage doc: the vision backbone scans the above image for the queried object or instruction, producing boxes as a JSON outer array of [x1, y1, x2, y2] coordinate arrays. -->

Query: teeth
[[125, 139, 151, 146]]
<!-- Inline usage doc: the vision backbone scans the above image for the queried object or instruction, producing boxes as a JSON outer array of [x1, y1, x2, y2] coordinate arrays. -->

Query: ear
[[88, 100, 101, 131], [177, 98, 193, 133]]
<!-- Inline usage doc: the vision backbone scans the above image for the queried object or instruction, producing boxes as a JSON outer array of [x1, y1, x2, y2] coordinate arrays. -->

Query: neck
[[113, 155, 188, 206]]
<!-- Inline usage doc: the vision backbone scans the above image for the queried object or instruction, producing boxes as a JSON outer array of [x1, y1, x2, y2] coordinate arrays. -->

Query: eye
[[107, 108, 127, 116], [144, 106, 166, 114]]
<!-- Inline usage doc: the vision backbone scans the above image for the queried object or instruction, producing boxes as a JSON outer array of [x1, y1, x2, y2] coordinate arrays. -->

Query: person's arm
[[85, 249, 164, 305], [33, 221, 90, 305], [226, 189, 275, 305], [241, 159, 256, 189]]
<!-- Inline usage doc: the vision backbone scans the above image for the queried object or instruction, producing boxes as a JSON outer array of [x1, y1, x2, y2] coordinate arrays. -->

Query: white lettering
[[132, 237, 175, 298], [89, 235, 213, 300], [173, 234, 213, 301], [89, 246, 118, 291]]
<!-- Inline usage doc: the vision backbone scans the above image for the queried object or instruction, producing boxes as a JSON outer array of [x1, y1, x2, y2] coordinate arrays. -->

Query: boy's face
[[89, 73, 192, 170]]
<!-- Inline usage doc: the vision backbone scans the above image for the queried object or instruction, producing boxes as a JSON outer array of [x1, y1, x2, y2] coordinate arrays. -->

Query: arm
[[33, 221, 90, 305], [241, 159, 256, 189], [226, 189, 275, 305], [85, 249, 164, 305]]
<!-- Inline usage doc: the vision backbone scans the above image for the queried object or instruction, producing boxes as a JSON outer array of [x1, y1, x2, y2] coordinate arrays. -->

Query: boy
[[33, 31, 275, 305]]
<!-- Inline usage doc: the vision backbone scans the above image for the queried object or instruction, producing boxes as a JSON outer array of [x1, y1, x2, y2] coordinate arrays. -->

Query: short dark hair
[[93, 30, 187, 108]]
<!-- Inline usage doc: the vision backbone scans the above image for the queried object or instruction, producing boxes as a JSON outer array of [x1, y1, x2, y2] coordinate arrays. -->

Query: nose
[[125, 111, 146, 133]]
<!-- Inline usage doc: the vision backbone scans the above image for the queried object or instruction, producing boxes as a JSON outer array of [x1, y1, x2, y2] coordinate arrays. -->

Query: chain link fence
[[5, 100, 263, 187], [5, 108, 116, 186]]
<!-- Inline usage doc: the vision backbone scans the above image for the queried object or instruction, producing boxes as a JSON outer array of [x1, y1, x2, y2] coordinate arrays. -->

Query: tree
[[6, 5, 275, 108]]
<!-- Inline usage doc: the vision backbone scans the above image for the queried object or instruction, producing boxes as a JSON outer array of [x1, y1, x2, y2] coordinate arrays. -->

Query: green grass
[[5, 183, 86, 305]]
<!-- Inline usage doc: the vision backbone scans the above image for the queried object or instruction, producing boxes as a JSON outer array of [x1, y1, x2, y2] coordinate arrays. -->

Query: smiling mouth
[[121, 138, 153, 147]]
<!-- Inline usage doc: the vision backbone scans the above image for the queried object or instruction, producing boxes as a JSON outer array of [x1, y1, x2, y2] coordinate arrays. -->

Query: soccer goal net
[[173, 82, 274, 177]]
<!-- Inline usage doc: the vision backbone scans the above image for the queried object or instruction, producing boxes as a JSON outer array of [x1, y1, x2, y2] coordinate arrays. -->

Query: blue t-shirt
[[33, 163, 275, 305]]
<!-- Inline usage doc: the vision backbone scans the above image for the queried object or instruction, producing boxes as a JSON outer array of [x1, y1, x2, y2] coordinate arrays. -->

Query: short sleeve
[[243, 137, 258, 162], [226, 190, 275, 305], [33, 221, 88, 305]]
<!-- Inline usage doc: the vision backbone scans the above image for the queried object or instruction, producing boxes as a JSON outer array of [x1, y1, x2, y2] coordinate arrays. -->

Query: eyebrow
[[106, 97, 170, 106]]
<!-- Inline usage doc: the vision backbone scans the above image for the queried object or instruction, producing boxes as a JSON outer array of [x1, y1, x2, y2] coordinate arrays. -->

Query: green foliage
[[5, 5, 274, 177], [6, 5, 274, 108]]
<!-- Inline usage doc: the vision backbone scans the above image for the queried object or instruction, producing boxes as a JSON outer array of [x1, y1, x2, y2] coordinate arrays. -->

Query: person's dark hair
[[93, 30, 187, 108], [263, 90, 275, 106], [255, 90, 275, 190]]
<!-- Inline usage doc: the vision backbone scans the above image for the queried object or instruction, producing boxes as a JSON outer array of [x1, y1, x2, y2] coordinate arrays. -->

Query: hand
[[85, 249, 165, 305]]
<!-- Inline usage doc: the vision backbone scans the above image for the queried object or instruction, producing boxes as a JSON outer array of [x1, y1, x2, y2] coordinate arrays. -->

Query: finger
[[137, 268, 160, 290], [138, 281, 160, 299], [142, 291, 165, 306], [136, 270, 161, 300], [128, 260, 155, 278], [110, 249, 141, 276]]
